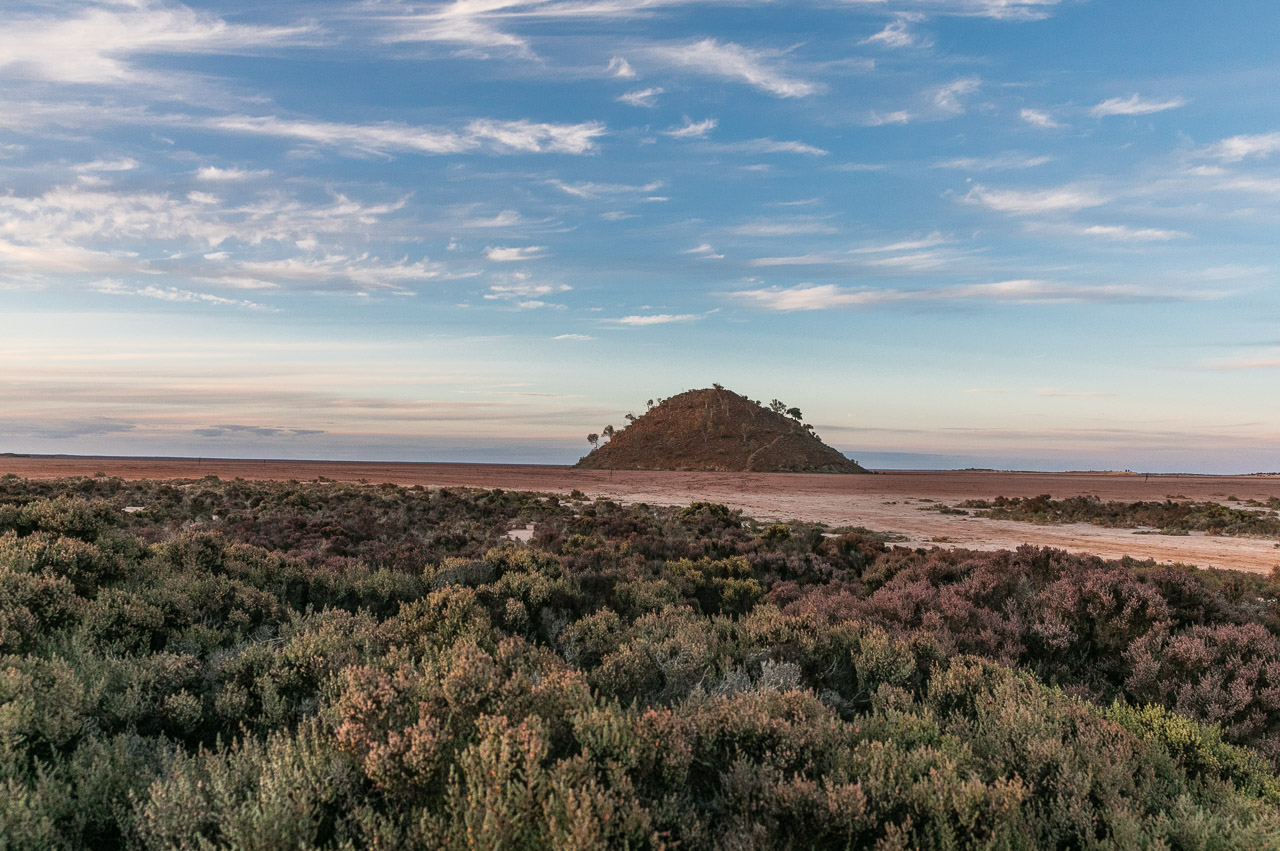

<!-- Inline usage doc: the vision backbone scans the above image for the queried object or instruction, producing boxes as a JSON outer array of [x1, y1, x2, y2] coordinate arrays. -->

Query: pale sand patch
[[4, 457, 1279, 574]]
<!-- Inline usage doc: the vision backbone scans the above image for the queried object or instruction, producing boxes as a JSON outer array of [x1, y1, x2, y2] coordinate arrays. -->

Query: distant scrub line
[[958, 493, 1280, 538], [1, 474, 1280, 847]]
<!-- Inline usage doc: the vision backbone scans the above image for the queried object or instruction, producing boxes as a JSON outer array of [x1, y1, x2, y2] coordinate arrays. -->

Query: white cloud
[[728, 279, 1203, 311], [554, 333, 595, 341], [214, 254, 445, 293], [484, 278, 568, 308], [934, 153, 1051, 171], [607, 56, 636, 79], [648, 38, 817, 98], [201, 114, 607, 157], [832, 162, 888, 172], [196, 166, 271, 181], [93, 280, 273, 311], [0, 182, 451, 295], [664, 117, 717, 139], [1078, 225, 1189, 242], [378, 0, 536, 59], [941, 0, 1063, 20], [860, 15, 932, 49], [731, 219, 839, 237], [612, 313, 702, 325], [617, 87, 663, 108], [965, 184, 1107, 214], [0, 4, 316, 85], [1090, 94, 1187, 117], [460, 210, 525, 228], [1201, 131, 1280, 162], [932, 78, 980, 114], [864, 110, 914, 126], [1019, 108, 1063, 129], [74, 158, 138, 172], [682, 243, 723, 259], [749, 233, 950, 267], [548, 179, 663, 199], [485, 245, 547, 262], [720, 138, 828, 156]]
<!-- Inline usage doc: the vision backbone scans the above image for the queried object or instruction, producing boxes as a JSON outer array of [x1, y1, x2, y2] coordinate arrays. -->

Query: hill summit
[[576, 387, 868, 473]]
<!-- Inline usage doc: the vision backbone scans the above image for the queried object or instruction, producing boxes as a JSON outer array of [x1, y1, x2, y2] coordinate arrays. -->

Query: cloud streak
[[965, 184, 1108, 214], [0, 3, 317, 85], [647, 39, 817, 98], [1090, 94, 1187, 117], [200, 114, 607, 157], [728, 279, 1210, 311]]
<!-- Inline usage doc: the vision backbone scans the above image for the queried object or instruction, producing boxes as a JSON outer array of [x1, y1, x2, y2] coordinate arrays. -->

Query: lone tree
[[786, 407, 803, 421], [769, 399, 787, 414], [602, 425, 615, 440], [587, 433, 599, 449]]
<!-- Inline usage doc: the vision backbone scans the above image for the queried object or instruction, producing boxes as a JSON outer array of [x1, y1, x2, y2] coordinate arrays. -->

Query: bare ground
[[4, 456, 1280, 574]]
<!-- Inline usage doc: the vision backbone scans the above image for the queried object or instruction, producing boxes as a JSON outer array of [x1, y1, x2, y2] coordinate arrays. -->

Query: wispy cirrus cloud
[[0, 182, 456, 296], [196, 166, 272, 182], [934, 152, 1051, 171], [1077, 224, 1189, 242], [610, 313, 702, 325], [485, 245, 547, 262], [548, 179, 663, 199], [199, 114, 607, 157], [1090, 94, 1187, 117], [606, 56, 636, 79], [1200, 131, 1280, 162], [932, 78, 980, 115], [718, 138, 827, 156], [617, 87, 663, 107], [1019, 108, 1064, 129], [0, 2, 317, 85], [860, 14, 932, 49], [863, 110, 914, 127], [647, 38, 817, 98], [750, 233, 950, 266], [730, 218, 839, 237], [664, 116, 717, 138], [484, 277, 569, 309], [728, 279, 1210, 312], [459, 209, 526, 228], [377, 0, 537, 58], [73, 158, 138, 172], [682, 243, 723, 259], [947, 0, 1064, 20], [93, 280, 275, 311], [965, 184, 1108, 214]]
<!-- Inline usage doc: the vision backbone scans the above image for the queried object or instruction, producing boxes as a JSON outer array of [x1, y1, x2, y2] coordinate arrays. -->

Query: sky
[[2, 0, 1279, 473]]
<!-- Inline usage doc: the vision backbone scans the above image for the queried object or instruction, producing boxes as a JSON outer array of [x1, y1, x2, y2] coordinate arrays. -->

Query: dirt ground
[[5, 456, 1280, 575]]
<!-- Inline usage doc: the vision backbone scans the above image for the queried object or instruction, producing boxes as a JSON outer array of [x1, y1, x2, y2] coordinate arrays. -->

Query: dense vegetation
[[959, 494, 1280, 538], [3, 474, 1280, 848]]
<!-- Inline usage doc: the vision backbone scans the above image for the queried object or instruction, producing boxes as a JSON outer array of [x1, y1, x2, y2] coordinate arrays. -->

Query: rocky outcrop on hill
[[576, 388, 867, 473]]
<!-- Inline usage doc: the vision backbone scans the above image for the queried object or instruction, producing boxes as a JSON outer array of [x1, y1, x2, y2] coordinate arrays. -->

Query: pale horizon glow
[[2, 0, 1280, 474]]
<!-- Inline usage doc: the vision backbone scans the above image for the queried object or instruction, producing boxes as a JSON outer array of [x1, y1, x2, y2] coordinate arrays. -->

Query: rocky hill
[[576, 387, 868, 473]]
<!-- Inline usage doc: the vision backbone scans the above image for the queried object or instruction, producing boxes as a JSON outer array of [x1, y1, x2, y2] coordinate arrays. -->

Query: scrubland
[[3, 474, 1280, 848]]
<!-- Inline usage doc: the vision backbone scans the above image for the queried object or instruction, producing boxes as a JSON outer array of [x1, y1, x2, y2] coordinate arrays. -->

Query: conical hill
[[576, 388, 868, 473]]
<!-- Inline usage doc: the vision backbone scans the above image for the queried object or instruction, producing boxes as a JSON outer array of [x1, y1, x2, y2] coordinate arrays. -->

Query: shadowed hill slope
[[576, 388, 868, 473]]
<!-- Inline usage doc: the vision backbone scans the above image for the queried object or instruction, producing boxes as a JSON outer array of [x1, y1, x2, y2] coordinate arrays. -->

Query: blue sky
[[2, 0, 1279, 472]]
